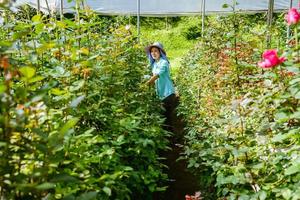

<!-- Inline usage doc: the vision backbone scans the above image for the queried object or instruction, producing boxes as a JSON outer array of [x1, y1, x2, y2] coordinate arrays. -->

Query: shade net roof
[[15, 0, 298, 16]]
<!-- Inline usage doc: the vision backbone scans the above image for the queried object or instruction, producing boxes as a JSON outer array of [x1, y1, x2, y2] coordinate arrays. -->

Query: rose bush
[[0, 6, 168, 200], [176, 10, 300, 200]]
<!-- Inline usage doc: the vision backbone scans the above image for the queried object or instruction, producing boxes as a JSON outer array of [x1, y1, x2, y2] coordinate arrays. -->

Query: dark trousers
[[162, 94, 179, 133]]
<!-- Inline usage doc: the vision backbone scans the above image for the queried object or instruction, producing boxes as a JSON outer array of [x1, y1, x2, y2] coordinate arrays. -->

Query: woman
[[145, 42, 178, 132]]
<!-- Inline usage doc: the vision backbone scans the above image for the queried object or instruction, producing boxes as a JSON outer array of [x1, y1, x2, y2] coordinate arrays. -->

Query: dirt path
[[154, 111, 199, 200]]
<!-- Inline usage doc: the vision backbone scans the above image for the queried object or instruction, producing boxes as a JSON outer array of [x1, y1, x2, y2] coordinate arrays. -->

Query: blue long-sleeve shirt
[[152, 58, 175, 100]]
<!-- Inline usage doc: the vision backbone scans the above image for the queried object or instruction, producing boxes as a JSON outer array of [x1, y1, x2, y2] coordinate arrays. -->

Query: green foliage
[[176, 12, 300, 200], [183, 25, 202, 40], [0, 6, 168, 199], [140, 17, 201, 69]]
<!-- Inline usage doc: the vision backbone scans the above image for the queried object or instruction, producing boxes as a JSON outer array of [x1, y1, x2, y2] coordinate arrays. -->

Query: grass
[[138, 17, 202, 70]]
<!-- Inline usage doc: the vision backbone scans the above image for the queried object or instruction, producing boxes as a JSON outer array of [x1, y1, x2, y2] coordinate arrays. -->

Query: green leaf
[[77, 191, 97, 200], [123, 166, 133, 171], [295, 91, 300, 99], [0, 142, 7, 147], [239, 194, 250, 200], [28, 76, 44, 83], [70, 80, 85, 92], [222, 4, 229, 8], [292, 192, 300, 200], [20, 66, 36, 79], [0, 85, 6, 94], [60, 118, 79, 136], [103, 187, 111, 196], [75, 128, 95, 139], [285, 163, 300, 176], [51, 88, 67, 95], [155, 186, 168, 192], [51, 174, 78, 183], [290, 111, 300, 119], [70, 95, 85, 108], [289, 77, 300, 85], [57, 21, 67, 29], [259, 191, 267, 200], [286, 66, 300, 74], [12, 32, 25, 41], [32, 14, 42, 22], [88, 53, 100, 61], [272, 134, 288, 143], [0, 41, 12, 47], [116, 135, 125, 143], [275, 112, 289, 122], [282, 189, 292, 200], [35, 23, 45, 34], [38, 43, 56, 52], [36, 182, 55, 190]]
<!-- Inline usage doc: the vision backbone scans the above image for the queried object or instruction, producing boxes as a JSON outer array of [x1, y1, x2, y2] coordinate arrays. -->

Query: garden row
[[176, 11, 300, 200], [0, 6, 168, 200]]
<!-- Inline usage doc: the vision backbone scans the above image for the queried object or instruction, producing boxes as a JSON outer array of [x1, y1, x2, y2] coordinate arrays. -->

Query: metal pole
[[267, 0, 274, 26], [200, 0, 203, 30], [60, 0, 63, 20], [44, 0, 51, 14], [267, 0, 274, 48], [37, 0, 40, 14], [233, 0, 237, 10], [287, 0, 293, 44], [137, 0, 141, 42], [201, 0, 205, 37]]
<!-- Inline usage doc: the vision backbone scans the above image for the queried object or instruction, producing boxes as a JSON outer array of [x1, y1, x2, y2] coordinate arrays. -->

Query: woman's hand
[[146, 74, 159, 85]]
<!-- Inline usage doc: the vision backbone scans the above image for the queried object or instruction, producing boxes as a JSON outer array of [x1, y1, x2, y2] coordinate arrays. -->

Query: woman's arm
[[146, 74, 159, 85]]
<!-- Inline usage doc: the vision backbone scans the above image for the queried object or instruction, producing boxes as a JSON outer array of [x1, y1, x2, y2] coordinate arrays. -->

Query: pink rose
[[185, 195, 192, 200], [285, 8, 300, 25], [258, 49, 286, 69]]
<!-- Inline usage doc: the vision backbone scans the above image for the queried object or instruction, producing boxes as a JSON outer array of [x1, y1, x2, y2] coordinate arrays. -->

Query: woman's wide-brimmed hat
[[145, 42, 166, 55]]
